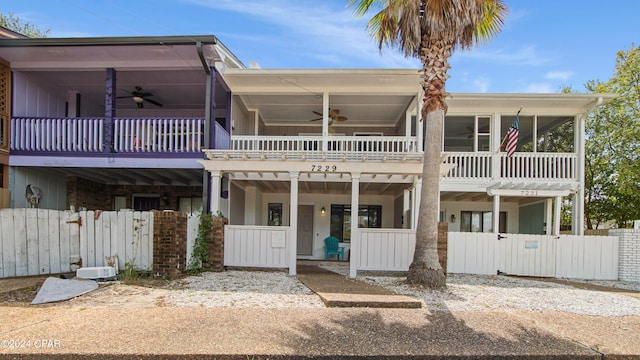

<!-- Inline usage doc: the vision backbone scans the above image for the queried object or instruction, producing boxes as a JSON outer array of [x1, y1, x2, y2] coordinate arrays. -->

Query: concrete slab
[[30, 277, 98, 305], [297, 264, 422, 308]]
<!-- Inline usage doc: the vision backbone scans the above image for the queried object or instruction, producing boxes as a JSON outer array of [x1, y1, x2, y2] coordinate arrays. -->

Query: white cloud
[[460, 45, 552, 66], [523, 83, 555, 93], [544, 71, 574, 80], [472, 77, 490, 93], [186, 0, 417, 68]]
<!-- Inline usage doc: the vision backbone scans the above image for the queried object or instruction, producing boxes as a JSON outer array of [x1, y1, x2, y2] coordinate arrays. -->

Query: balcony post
[[289, 171, 299, 276], [349, 172, 360, 278], [491, 112, 502, 179], [322, 92, 329, 152], [554, 196, 562, 235], [104, 68, 116, 153]]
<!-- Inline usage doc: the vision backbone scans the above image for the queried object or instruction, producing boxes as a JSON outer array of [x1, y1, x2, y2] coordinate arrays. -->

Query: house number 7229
[[311, 165, 337, 172]]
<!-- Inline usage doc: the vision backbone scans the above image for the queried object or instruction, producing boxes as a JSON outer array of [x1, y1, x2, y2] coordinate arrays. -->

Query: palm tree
[[349, 0, 507, 289]]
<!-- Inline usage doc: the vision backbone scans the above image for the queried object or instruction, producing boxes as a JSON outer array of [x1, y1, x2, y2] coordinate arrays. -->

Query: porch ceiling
[[229, 171, 416, 196], [0, 37, 231, 113], [441, 191, 557, 205], [32, 167, 204, 186], [223, 69, 420, 128]]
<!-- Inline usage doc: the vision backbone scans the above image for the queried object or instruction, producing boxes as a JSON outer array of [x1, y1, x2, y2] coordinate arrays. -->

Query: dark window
[[460, 211, 506, 233], [133, 196, 160, 211], [268, 203, 283, 226], [330, 204, 382, 242]]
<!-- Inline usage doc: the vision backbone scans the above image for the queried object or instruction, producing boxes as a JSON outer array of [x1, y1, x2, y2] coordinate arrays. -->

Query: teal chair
[[324, 236, 345, 261]]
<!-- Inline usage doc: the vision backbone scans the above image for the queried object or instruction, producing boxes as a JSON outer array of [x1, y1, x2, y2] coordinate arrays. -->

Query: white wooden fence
[[354, 230, 618, 280], [0, 209, 153, 278], [0, 209, 79, 278], [224, 225, 290, 268], [447, 232, 618, 280], [79, 210, 153, 271], [359, 229, 415, 271]]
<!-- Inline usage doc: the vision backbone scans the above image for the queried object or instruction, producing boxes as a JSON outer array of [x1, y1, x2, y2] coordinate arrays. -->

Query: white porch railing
[[230, 136, 418, 155], [11, 117, 104, 152], [443, 152, 492, 179], [10, 117, 205, 153], [499, 152, 577, 180], [224, 225, 290, 268], [114, 118, 204, 153]]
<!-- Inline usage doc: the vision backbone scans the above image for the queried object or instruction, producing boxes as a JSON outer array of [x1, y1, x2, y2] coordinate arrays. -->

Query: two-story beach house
[[0, 34, 614, 277], [197, 68, 613, 276]]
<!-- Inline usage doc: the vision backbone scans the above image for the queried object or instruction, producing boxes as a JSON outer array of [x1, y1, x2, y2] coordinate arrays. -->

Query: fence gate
[[447, 232, 618, 280], [0, 209, 80, 278]]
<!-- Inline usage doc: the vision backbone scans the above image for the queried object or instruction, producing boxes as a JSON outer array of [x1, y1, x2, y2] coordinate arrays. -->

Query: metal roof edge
[[0, 35, 218, 47]]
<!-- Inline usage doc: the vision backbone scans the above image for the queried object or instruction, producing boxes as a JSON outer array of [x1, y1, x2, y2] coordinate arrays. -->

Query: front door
[[297, 205, 314, 256]]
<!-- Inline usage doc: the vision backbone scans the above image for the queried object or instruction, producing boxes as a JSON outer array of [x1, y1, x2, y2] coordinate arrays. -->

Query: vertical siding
[[224, 226, 289, 268], [358, 229, 415, 271]]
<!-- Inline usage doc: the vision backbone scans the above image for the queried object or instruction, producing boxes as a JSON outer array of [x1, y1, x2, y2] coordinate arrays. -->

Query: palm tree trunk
[[406, 38, 450, 289]]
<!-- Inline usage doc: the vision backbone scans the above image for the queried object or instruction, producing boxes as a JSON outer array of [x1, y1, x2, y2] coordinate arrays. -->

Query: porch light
[[450, 214, 456, 223], [321, 206, 326, 215]]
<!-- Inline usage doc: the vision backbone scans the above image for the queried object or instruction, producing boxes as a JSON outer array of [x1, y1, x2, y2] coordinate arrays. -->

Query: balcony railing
[[499, 152, 576, 180], [11, 117, 205, 154], [443, 152, 492, 179], [113, 118, 204, 153], [209, 135, 578, 181]]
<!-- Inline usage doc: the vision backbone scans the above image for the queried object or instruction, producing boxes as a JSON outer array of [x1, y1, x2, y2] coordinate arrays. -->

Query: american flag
[[504, 111, 520, 157]]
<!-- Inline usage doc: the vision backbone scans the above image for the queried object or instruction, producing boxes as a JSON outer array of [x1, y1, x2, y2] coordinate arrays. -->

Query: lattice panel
[[0, 60, 8, 116]]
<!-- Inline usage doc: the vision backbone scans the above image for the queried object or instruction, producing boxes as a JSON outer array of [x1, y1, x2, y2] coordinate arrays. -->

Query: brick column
[[438, 222, 449, 275], [207, 216, 227, 271], [152, 211, 187, 278]]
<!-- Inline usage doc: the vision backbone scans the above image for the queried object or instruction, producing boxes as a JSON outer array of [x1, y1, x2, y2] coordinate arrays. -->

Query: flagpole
[[499, 106, 523, 150]]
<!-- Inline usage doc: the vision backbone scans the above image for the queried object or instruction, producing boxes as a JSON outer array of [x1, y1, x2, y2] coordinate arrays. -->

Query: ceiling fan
[[457, 125, 490, 138], [117, 86, 163, 108], [310, 109, 348, 122]]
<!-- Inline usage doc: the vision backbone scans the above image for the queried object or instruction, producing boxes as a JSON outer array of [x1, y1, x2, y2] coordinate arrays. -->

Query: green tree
[[0, 12, 50, 38], [585, 45, 640, 228], [349, 0, 507, 288]]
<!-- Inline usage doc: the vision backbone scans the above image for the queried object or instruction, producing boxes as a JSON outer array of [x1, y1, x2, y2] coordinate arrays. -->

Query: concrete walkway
[[296, 264, 421, 308]]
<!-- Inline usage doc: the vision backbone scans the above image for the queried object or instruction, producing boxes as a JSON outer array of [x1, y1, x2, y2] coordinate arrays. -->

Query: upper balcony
[[204, 135, 578, 182]]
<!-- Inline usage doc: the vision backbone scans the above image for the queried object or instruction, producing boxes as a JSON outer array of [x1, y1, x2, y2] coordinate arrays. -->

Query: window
[[330, 204, 381, 242], [460, 211, 506, 233], [179, 197, 203, 215], [268, 203, 283, 226]]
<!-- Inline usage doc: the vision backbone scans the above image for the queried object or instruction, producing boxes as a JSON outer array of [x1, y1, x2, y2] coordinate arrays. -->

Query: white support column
[[491, 112, 501, 179], [532, 115, 538, 153], [493, 195, 501, 233], [288, 172, 299, 276], [574, 114, 586, 235], [545, 198, 553, 235], [322, 92, 329, 151], [417, 89, 424, 152], [554, 196, 562, 236], [405, 109, 412, 138], [403, 189, 411, 229], [209, 170, 221, 214], [413, 178, 422, 230], [349, 173, 361, 278]]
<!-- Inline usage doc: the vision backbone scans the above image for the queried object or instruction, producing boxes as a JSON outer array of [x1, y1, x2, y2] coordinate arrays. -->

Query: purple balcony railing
[[11, 117, 206, 155]]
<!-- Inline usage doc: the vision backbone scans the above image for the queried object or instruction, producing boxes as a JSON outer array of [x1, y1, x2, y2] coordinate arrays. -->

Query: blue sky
[[2, 0, 637, 93]]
